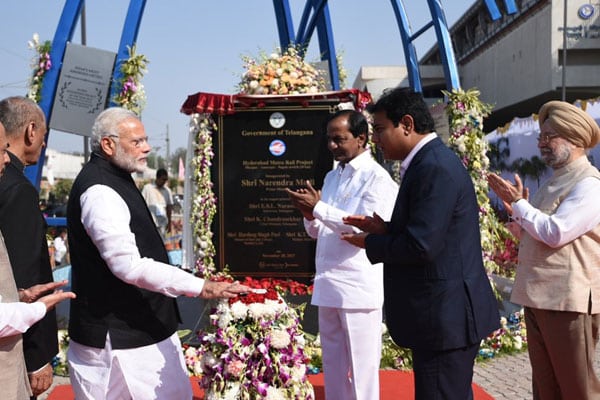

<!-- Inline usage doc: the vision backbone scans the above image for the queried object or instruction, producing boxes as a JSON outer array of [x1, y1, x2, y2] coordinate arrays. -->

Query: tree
[[510, 156, 548, 187], [487, 137, 511, 172], [50, 179, 73, 203]]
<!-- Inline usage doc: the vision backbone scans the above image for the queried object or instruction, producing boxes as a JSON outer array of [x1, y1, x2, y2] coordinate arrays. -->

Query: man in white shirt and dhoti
[[287, 110, 398, 400]]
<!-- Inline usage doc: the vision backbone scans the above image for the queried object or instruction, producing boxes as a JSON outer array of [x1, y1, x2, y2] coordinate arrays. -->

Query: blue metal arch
[[272, 0, 519, 94], [272, 0, 340, 90], [26, 0, 147, 190]]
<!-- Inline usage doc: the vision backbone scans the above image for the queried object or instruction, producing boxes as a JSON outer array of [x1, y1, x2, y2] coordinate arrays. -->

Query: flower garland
[[188, 113, 219, 277], [185, 278, 314, 399], [112, 45, 148, 115], [478, 309, 527, 360], [444, 88, 512, 274], [26, 33, 52, 103], [238, 46, 326, 95]]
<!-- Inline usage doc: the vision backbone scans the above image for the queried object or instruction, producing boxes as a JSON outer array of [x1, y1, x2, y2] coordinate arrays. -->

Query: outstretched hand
[[38, 290, 76, 311], [199, 280, 252, 299], [19, 280, 71, 303], [340, 212, 388, 249], [343, 212, 387, 234]]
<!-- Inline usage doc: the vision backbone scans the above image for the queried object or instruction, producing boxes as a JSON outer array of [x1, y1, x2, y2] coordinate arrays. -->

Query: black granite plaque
[[212, 103, 335, 283]]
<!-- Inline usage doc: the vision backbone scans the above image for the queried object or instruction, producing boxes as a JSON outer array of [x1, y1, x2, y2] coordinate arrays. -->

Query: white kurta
[[68, 184, 204, 400], [305, 150, 398, 309]]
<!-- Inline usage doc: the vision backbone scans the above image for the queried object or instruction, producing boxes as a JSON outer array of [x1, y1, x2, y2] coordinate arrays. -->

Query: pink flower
[[226, 359, 245, 377]]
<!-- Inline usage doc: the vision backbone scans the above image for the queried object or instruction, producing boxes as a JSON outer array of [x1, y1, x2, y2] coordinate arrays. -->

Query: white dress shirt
[[0, 298, 45, 338], [512, 177, 600, 248], [304, 150, 398, 309], [79, 184, 204, 297], [399, 132, 437, 178]]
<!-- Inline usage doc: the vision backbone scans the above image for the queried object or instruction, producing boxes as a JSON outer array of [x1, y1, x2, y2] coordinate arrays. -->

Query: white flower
[[201, 352, 218, 369], [265, 386, 286, 400], [291, 363, 307, 381], [193, 360, 203, 376], [249, 80, 259, 89], [270, 329, 291, 349], [230, 301, 249, 320], [381, 322, 388, 335], [218, 312, 232, 329], [184, 346, 198, 358], [248, 302, 269, 319], [223, 383, 240, 400], [294, 334, 305, 347], [514, 335, 523, 350]]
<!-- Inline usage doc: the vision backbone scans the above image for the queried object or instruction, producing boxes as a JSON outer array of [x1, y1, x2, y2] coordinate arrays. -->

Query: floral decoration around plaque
[[112, 45, 148, 115], [26, 33, 52, 103]]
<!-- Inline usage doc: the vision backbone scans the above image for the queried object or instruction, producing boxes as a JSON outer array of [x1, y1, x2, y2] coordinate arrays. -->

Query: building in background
[[354, 0, 600, 132]]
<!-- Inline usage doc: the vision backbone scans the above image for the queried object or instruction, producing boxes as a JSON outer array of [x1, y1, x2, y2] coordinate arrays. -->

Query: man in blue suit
[[342, 87, 499, 399]]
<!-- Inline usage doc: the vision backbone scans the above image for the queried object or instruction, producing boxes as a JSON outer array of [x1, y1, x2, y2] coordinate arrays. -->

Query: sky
[[0, 0, 475, 157]]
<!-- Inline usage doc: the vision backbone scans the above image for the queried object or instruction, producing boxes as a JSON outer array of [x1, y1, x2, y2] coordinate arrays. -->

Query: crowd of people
[[1, 88, 599, 400]]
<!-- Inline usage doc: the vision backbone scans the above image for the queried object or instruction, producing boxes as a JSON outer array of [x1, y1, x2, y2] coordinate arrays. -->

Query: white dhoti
[[319, 306, 382, 400], [68, 332, 192, 400]]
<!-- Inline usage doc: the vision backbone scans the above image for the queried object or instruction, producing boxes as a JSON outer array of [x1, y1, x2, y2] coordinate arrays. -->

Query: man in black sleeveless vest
[[67, 107, 249, 399], [0, 96, 58, 399]]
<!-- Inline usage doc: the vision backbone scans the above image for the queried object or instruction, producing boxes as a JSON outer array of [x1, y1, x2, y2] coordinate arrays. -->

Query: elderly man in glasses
[[66, 107, 250, 399], [488, 100, 600, 399]]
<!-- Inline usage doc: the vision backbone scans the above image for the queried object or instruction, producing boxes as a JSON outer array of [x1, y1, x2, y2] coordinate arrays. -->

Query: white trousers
[[68, 332, 192, 400], [319, 306, 382, 400]]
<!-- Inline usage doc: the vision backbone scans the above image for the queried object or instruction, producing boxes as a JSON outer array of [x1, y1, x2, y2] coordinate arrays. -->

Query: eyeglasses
[[536, 133, 560, 144], [107, 134, 149, 148]]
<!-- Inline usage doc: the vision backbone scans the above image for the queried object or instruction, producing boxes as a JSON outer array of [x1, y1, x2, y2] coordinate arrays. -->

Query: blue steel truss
[[273, 0, 518, 93], [26, 0, 147, 191]]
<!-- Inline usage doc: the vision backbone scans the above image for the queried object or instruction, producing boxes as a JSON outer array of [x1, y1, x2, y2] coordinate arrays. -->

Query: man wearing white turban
[[488, 100, 600, 399]]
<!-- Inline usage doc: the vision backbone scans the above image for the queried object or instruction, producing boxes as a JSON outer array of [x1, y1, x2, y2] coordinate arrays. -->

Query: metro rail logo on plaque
[[269, 139, 286, 156]]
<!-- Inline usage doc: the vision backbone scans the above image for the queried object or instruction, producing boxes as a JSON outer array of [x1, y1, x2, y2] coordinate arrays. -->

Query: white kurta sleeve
[[80, 185, 204, 297], [511, 177, 600, 248], [0, 300, 45, 337]]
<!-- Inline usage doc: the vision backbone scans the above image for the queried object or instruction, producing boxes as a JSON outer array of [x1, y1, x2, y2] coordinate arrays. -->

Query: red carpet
[[48, 371, 493, 399]]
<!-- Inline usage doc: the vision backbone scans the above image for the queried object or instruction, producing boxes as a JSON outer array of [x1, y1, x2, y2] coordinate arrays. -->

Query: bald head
[[0, 96, 45, 138]]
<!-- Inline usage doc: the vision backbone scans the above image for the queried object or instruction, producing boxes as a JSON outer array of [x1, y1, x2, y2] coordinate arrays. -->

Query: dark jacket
[[365, 138, 499, 350], [67, 154, 180, 349], [0, 151, 58, 371]]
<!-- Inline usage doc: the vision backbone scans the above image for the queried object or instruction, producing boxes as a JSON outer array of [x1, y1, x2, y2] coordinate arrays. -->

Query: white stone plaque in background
[[49, 43, 116, 136]]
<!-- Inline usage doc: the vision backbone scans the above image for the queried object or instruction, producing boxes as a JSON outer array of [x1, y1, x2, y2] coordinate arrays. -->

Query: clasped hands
[[487, 172, 529, 215], [285, 180, 321, 220]]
